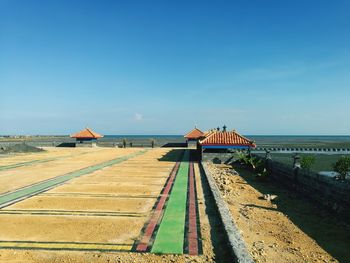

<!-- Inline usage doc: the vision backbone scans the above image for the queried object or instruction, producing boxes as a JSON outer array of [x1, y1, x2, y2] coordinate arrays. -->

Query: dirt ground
[[0, 147, 88, 166], [0, 148, 223, 262], [0, 148, 138, 194], [207, 163, 350, 263]]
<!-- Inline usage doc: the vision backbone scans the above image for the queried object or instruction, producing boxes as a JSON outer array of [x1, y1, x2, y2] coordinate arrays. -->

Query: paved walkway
[[136, 150, 200, 255], [151, 151, 190, 254]]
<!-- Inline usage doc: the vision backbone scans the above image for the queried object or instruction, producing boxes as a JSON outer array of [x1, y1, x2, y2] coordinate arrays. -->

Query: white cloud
[[134, 113, 143, 121]]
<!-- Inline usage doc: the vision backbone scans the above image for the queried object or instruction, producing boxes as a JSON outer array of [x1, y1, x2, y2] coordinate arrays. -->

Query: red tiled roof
[[70, 128, 103, 139], [203, 130, 215, 137], [200, 130, 255, 147], [184, 128, 205, 139]]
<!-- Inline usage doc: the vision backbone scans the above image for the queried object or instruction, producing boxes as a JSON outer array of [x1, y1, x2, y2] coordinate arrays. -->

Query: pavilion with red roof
[[184, 127, 205, 141], [198, 126, 256, 161], [184, 127, 205, 148], [200, 128, 256, 150], [70, 127, 103, 145]]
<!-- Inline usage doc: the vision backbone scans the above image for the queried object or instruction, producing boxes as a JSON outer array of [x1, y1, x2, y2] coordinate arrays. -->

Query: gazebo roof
[[200, 130, 255, 147], [70, 128, 103, 139], [184, 127, 205, 139]]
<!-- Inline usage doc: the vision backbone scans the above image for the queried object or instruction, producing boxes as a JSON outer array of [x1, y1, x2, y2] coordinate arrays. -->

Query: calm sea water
[[1, 135, 350, 148], [247, 135, 350, 148], [103, 135, 350, 142], [101, 135, 350, 148], [248, 135, 350, 142]]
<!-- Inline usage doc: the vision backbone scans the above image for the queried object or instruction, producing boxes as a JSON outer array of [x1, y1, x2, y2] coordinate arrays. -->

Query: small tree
[[300, 155, 315, 173], [333, 156, 350, 180]]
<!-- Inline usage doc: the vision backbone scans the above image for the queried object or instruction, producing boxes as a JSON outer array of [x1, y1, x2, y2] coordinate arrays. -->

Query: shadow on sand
[[161, 142, 187, 148], [198, 163, 234, 262], [157, 149, 185, 162], [234, 166, 350, 263]]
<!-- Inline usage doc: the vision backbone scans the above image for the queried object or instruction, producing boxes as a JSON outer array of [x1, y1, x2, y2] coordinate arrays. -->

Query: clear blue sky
[[1, 0, 349, 135]]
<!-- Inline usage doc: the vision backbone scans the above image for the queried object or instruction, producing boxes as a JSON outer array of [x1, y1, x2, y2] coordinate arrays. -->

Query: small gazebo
[[199, 127, 256, 161], [200, 129, 255, 149], [70, 127, 103, 146], [184, 127, 205, 148]]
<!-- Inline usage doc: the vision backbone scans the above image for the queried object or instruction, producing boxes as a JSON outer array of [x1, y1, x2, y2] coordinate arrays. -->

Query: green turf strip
[[0, 158, 57, 171], [0, 150, 146, 207], [151, 150, 189, 254]]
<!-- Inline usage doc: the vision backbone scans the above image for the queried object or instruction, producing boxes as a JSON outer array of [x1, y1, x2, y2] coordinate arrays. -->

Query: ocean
[[1, 135, 350, 148], [103, 135, 350, 148]]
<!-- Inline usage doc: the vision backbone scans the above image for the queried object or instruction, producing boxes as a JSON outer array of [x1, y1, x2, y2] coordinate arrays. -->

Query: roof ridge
[[184, 127, 204, 139], [86, 127, 95, 137], [232, 130, 253, 143], [199, 130, 255, 147], [70, 127, 103, 139], [199, 130, 216, 144]]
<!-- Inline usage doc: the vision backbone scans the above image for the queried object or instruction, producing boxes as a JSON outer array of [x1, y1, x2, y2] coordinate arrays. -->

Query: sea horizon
[[2, 134, 350, 137]]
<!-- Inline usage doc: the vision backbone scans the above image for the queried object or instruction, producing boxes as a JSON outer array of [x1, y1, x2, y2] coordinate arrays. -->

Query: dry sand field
[[0, 147, 222, 263], [2, 146, 345, 263]]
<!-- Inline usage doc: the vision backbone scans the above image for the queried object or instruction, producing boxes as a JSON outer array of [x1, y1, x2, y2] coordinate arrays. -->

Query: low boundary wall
[[201, 162, 254, 263]]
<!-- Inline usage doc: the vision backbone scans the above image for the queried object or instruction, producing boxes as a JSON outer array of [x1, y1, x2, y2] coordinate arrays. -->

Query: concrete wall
[[187, 141, 197, 149]]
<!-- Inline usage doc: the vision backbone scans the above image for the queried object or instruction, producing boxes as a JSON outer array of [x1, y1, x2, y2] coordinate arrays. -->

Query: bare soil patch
[[8, 195, 156, 213], [0, 147, 86, 166], [0, 148, 138, 194], [0, 214, 144, 243], [49, 184, 161, 196], [207, 163, 350, 263]]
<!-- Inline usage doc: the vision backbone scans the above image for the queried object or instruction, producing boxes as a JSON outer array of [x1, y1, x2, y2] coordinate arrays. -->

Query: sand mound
[[0, 143, 44, 154]]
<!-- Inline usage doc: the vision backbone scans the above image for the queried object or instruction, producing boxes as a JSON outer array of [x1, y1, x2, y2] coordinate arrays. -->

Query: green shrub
[[333, 156, 350, 180], [237, 152, 249, 165], [300, 155, 315, 172], [237, 153, 269, 178]]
